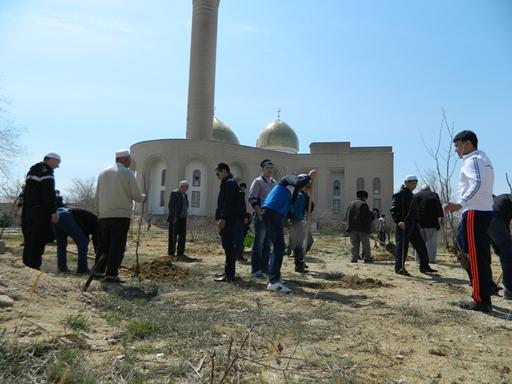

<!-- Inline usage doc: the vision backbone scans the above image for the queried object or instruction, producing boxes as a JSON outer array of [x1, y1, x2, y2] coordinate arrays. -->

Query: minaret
[[185, 0, 220, 141]]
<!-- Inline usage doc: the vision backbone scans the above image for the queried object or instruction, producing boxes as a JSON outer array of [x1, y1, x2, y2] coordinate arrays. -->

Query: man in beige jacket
[[95, 150, 145, 283]]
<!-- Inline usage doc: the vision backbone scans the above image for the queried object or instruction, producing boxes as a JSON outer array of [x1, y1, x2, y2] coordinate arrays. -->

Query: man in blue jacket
[[262, 170, 316, 293]]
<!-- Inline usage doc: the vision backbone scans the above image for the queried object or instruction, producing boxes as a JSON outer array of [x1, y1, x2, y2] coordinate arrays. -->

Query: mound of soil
[[326, 275, 392, 289], [125, 256, 189, 281], [372, 250, 395, 261]]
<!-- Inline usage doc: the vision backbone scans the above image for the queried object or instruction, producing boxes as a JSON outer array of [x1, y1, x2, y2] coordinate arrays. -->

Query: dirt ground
[[0, 226, 511, 383]]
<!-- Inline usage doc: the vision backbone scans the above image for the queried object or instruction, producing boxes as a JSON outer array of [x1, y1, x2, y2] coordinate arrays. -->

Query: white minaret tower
[[185, 0, 220, 141]]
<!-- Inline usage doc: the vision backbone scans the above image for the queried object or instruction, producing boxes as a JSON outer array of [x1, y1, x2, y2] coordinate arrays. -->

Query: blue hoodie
[[262, 174, 310, 217]]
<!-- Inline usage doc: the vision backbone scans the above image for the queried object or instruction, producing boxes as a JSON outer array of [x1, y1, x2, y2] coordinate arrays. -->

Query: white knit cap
[[404, 175, 418, 182], [45, 152, 61, 161], [115, 149, 130, 158]]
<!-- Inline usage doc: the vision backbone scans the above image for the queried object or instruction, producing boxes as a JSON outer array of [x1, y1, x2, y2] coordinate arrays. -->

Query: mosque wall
[[130, 139, 393, 224]]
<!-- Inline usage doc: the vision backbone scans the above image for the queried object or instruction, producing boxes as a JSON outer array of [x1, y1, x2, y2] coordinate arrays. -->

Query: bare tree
[[65, 177, 96, 211], [420, 109, 459, 252], [0, 89, 23, 177]]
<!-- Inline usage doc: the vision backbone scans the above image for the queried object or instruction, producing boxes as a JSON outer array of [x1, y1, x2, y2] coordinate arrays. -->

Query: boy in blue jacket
[[261, 170, 316, 292]]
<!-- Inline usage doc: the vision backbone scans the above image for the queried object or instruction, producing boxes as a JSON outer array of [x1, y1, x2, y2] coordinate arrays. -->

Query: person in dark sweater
[[346, 190, 375, 263], [414, 185, 444, 263], [390, 175, 438, 276], [21, 152, 61, 270], [214, 163, 246, 282]]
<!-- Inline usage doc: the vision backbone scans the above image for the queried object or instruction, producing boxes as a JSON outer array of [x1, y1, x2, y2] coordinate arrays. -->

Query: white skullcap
[[45, 152, 61, 161], [115, 149, 130, 158], [404, 175, 418, 182], [179, 180, 189, 187]]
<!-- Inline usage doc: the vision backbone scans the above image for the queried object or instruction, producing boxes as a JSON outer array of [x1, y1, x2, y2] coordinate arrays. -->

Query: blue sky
[[0, 0, 511, 198]]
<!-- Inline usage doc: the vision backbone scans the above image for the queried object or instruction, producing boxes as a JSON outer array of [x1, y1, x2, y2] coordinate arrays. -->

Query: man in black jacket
[[214, 163, 246, 282], [414, 185, 444, 263], [167, 180, 194, 262], [346, 190, 375, 263], [390, 175, 437, 276], [21, 152, 61, 270]]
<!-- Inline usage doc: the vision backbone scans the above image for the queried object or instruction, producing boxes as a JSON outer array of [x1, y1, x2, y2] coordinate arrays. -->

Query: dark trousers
[[168, 217, 187, 256], [96, 218, 131, 277], [21, 209, 50, 270], [395, 224, 429, 272], [220, 219, 242, 279], [488, 212, 512, 292], [457, 210, 493, 305]]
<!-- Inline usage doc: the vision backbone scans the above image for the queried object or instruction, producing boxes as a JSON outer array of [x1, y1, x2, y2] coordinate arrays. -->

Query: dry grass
[[1, 227, 511, 383]]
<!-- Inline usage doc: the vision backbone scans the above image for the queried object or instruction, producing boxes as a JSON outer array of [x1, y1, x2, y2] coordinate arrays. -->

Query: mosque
[[130, 0, 393, 222]]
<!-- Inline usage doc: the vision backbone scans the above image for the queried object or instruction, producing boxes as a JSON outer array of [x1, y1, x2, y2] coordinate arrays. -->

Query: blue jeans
[[488, 212, 512, 292], [53, 209, 89, 273], [251, 214, 271, 273], [262, 210, 286, 284]]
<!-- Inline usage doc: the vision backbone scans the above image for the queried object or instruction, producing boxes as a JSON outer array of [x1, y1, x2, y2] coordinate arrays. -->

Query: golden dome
[[212, 116, 239, 145], [256, 119, 299, 154]]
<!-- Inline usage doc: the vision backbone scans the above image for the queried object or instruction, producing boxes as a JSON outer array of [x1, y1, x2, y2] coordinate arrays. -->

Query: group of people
[[21, 150, 145, 284], [19, 129, 512, 308], [212, 160, 315, 293]]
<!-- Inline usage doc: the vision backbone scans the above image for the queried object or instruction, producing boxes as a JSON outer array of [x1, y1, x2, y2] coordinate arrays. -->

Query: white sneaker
[[267, 281, 291, 293]]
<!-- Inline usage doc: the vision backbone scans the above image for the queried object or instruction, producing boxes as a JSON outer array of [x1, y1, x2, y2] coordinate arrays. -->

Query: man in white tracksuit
[[445, 130, 494, 313]]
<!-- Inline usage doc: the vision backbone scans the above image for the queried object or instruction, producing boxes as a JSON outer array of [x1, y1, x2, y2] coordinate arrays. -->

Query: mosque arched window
[[161, 169, 166, 186], [356, 177, 365, 191], [192, 169, 201, 187], [373, 177, 381, 195], [332, 180, 341, 196]]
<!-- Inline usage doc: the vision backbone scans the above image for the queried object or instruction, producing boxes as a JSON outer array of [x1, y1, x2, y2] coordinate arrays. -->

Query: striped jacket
[[457, 150, 494, 211], [23, 161, 57, 216]]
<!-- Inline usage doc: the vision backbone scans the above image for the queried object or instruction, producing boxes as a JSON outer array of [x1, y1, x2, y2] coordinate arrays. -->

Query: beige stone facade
[[130, 137, 393, 222]]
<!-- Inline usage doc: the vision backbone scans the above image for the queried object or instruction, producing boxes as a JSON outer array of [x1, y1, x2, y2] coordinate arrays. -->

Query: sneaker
[[504, 288, 512, 300], [363, 258, 374, 264], [458, 300, 492, 313], [396, 268, 411, 277], [350, 259, 358, 263], [295, 267, 309, 274], [267, 281, 291, 293], [214, 274, 234, 282], [76, 269, 91, 275]]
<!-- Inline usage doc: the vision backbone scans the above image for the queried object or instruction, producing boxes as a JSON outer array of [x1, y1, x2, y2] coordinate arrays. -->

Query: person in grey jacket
[[346, 190, 375, 263]]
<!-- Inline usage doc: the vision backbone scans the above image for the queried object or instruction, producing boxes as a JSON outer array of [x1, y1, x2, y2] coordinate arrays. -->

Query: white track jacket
[[457, 150, 494, 212]]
